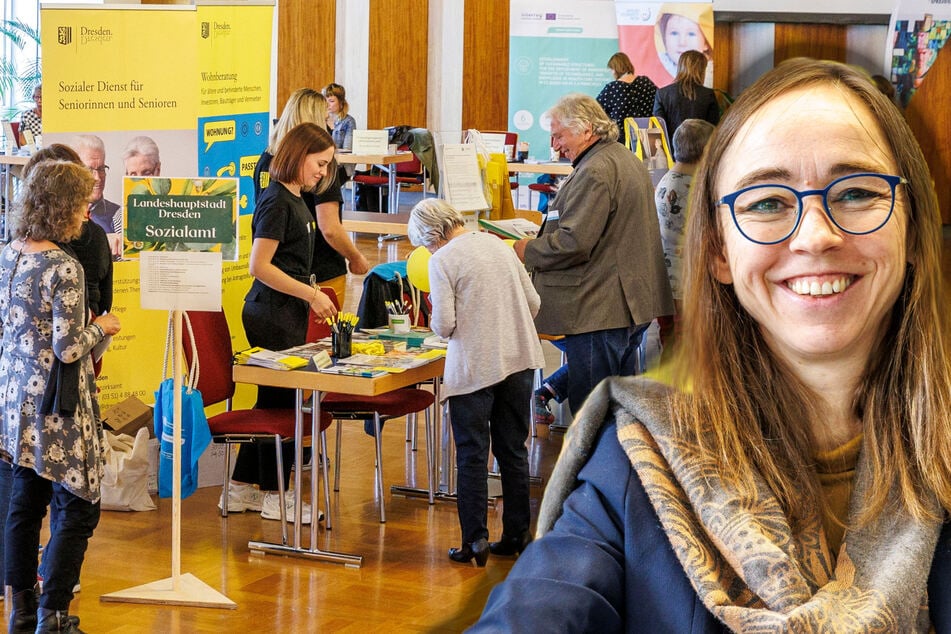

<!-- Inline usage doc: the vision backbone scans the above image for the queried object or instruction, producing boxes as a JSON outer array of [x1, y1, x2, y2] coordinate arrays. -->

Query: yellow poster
[[41, 4, 273, 410], [44, 8, 196, 132]]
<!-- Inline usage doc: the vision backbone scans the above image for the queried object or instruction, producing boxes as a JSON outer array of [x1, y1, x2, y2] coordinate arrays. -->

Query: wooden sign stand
[[101, 310, 235, 609]]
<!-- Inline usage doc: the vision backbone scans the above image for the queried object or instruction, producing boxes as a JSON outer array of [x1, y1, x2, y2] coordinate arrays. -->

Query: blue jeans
[[562, 324, 647, 415], [539, 339, 568, 402], [448, 369, 533, 544], [4, 466, 100, 610]]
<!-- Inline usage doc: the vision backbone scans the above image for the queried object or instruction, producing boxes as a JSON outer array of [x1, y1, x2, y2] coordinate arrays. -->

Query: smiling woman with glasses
[[473, 59, 951, 632]]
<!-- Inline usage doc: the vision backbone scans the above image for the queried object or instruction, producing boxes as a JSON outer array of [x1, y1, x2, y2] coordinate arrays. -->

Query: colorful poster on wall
[[615, 1, 714, 88], [41, 3, 273, 409], [508, 1, 619, 161], [887, 2, 951, 108]]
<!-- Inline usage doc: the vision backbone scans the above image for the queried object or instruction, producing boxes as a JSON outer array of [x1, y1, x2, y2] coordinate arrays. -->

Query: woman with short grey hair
[[408, 198, 544, 566], [406, 198, 464, 250]]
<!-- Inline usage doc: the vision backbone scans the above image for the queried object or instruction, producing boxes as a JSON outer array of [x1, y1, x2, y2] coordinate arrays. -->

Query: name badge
[[546, 209, 560, 221]]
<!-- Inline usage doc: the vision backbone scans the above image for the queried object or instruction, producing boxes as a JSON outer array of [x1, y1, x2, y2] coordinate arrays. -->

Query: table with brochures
[[232, 352, 445, 566]]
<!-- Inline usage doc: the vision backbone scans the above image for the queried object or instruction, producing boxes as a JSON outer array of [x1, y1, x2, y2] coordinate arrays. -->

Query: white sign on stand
[[351, 129, 389, 155], [140, 251, 223, 312], [103, 178, 236, 610]]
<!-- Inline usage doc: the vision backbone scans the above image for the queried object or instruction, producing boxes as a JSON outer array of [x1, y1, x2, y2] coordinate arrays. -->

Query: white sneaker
[[260, 491, 323, 524], [218, 483, 265, 513]]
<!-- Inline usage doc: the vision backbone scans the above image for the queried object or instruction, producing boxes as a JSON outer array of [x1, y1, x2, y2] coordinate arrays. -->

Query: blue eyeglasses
[[717, 172, 906, 245]]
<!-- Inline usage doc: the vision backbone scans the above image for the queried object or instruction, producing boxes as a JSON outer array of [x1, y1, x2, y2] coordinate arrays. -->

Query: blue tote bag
[[153, 312, 211, 499]]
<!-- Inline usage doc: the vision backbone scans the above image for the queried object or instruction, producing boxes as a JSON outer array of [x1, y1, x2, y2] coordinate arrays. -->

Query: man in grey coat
[[514, 93, 674, 415]]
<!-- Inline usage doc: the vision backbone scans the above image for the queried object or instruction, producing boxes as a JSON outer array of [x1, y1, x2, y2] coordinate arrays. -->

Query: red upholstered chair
[[527, 181, 558, 210], [305, 288, 436, 523], [183, 310, 331, 542], [322, 388, 434, 523], [350, 171, 389, 212], [393, 147, 429, 207]]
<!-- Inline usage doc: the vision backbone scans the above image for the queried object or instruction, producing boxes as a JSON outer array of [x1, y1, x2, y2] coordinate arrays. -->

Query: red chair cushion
[[322, 388, 434, 418], [208, 407, 331, 436], [353, 175, 390, 186]]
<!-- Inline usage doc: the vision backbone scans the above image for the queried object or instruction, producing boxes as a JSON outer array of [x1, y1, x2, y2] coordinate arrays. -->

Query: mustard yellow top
[[815, 433, 863, 557]]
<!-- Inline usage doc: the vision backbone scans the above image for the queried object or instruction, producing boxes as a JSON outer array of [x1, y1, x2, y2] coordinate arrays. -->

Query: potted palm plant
[[1, 18, 41, 122]]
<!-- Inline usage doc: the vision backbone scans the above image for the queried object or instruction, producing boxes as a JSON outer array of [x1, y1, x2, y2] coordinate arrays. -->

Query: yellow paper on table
[[352, 341, 386, 356]]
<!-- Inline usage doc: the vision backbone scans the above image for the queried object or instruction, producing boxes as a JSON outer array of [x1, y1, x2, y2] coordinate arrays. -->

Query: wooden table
[[232, 356, 445, 566], [341, 210, 410, 236], [336, 151, 415, 214], [506, 160, 573, 176]]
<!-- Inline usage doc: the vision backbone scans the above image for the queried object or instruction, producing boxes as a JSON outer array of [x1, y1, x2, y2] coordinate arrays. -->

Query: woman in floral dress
[[0, 159, 121, 634]]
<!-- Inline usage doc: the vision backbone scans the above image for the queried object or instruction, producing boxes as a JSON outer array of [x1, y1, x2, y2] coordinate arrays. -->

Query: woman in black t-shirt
[[227, 122, 338, 524], [253, 88, 368, 307]]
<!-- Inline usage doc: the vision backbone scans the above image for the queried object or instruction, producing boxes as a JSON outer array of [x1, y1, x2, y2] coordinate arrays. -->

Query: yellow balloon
[[503, 239, 517, 248], [406, 246, 431, 293]]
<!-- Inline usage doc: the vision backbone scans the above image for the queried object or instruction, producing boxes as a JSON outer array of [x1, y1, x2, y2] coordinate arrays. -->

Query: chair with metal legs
[[184, 309, 331, 543]]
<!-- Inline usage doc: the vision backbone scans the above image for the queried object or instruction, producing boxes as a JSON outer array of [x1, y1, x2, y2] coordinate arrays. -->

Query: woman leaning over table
[[226, 122, 338, 525], [1, 160, 121, 634], [409, 199, 544, 567], [254, 88, 368, 308], [473, 58, 951, 631]]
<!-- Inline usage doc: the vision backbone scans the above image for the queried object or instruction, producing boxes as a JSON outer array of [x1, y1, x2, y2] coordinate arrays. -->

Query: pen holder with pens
[[327, 311, 359, 359], [332, 329, 352, 359], [388, 313, 411, 333], [385, 299, 412, 333]]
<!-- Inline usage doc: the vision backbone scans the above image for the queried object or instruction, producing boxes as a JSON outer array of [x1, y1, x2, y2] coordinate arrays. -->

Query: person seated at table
[[473, 58, 951, 631], [227, 122, 339, 524], [254, 88, 368, 308], [323, 83, 356, 152], [408, 199, 544, 567], [532, 340, 567, 427], [18, 84, 42, 144], [323, 82, 358, 184]]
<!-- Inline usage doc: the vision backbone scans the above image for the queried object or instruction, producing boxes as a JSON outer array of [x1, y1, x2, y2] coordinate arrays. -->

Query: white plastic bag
[[101, 427, 156, 511]]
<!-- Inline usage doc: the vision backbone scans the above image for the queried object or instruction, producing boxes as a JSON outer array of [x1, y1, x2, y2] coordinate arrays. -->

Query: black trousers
[[5, 466, 100, 610], [448, 369, 533, 544], [235, 295, 309, 490]]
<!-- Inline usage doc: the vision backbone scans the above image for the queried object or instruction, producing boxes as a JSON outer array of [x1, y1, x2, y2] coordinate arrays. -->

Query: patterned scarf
[[538, 376, 941, 632]]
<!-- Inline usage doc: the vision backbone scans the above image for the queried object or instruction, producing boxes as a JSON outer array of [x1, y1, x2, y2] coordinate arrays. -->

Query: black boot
[[9, 588, 38, 634], [35, 608, 85, 634], [448, 537, 490, 567], [489, 530, 533, 557]]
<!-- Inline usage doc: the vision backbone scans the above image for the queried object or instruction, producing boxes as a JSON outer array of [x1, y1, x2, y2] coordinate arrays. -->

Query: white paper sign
[[480, 133, 507, 154], [441, 144, 489, 212], [351, 129, 389, 155], [139, 251, 223, 311]]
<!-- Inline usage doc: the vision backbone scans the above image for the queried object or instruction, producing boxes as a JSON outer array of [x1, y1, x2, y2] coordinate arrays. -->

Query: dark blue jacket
[[473, 421, 951, 633]]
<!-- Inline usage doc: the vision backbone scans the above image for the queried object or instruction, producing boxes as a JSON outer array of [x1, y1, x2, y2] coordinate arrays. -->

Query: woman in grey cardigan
[[408, 199, 544, 567]]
